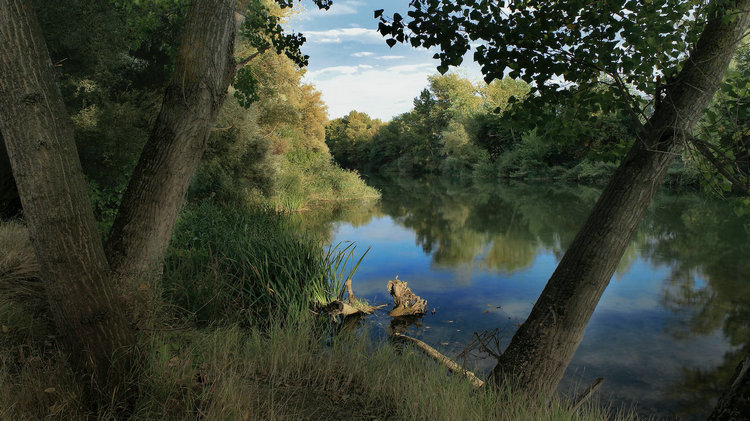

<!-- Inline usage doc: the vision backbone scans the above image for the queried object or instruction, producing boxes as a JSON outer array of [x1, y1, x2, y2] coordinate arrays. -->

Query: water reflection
[[300, 177, 750, 420]]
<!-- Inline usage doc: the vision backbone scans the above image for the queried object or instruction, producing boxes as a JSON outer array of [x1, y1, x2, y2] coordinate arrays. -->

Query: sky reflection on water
[[303, 178, 750, 420]]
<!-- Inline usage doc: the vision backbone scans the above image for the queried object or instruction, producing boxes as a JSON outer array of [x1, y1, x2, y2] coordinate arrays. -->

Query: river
[[300, 177, 750, 420]]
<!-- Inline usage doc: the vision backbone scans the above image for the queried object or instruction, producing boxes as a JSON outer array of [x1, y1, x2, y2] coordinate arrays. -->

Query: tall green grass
[[163, 201, 370, 325]]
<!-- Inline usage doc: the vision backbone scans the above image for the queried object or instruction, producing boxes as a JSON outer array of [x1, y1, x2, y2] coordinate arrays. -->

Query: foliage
[[326, 110, 384, 168], [369, 0, 750, 195], [693, 43, 750, 195], [326, 73, 691, 185], [162, 201, 370, 325], [29, 0, 376, 226], [376, 0, 706, 109]]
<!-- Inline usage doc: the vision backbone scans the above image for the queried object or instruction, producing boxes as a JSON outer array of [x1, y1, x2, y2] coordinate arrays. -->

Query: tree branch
[[393, 332, 485, 388], [690, 137, 750, 196], [235, 51, 261, 73]]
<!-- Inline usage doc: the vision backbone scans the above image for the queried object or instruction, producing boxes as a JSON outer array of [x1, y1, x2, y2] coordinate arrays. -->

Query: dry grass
[[0, 310, 637, 421], [0, 220, 39, 284], [124, 316, 635, 421]]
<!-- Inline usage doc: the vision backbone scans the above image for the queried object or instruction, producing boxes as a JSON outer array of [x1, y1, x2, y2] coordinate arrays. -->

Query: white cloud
[[307, 64, 374, 78], [377, 55, 405, 60], [304, 63, 437, 121], [386, 63, 435, 73], [294, 0, 365, 21], [304, 27, 383, 44], [351, 51, 375, 57]]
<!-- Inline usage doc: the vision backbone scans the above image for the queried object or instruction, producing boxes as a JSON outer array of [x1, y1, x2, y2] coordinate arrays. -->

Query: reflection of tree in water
[[373, 177, 602, 272], [292, 199, 384, 243], [303, 177, 750, 417], [646, 195, 750, 419]]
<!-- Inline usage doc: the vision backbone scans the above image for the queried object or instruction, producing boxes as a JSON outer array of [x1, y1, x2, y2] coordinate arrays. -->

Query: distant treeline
[[327, 48, 750, 194]]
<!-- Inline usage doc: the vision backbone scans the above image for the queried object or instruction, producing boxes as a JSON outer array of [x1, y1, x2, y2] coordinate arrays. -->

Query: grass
[[0, 220, 39, 283], [0, 212, 636, 420], [162, 201, 373, 325], [269, 153, 380, 212]]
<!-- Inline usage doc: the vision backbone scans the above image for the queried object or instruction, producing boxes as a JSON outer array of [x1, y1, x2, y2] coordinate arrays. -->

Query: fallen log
[[387, 276, 427, 317], [393, 332, 485, 389]]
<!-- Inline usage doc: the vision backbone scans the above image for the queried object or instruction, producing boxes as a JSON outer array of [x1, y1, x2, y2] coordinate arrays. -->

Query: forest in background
[[326, 46, 750, 198], [1, 0, 749, 418]]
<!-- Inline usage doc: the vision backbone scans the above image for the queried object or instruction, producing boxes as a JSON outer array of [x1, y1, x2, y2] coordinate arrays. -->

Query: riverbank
[[0, 205, 634, 420]]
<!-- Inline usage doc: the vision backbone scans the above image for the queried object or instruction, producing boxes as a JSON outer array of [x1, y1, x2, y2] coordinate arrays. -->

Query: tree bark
[[0, 0, 135, 399], [709, 350, 750, 420], [0, 130, 22, 219], [492, 0, 750, 398], [105, 0, 238, 280]]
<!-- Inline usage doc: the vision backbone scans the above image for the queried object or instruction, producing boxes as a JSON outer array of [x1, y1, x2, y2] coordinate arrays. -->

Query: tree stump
[[387, 276, 427, 317]]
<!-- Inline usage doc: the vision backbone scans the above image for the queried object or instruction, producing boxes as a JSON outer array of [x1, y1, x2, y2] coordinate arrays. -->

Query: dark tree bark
[[105, 0, 238, 280], [0, 0, 135, 398], [709, 350, 750, 420], [492, 0, 750, 398], [0, 130, 22, 219]]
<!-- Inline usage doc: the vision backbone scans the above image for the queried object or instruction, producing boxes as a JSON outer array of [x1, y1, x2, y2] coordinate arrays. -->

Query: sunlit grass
[[269, 154, 380, 212]]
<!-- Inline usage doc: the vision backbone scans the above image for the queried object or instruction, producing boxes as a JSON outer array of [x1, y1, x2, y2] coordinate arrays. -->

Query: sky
[[285, 0, 482, 121]]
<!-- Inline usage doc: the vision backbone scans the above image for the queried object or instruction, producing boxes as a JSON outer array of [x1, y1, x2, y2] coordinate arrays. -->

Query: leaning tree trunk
[[105, 0, 237, 280], [0, 130, 22, 219], [0, 0, 136, 400], [492, 0, 750, 398], [709, 350, 750, 420]]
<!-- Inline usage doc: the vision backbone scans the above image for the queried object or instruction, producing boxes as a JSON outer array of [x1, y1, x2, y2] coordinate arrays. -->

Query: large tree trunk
[[492, 0, 750, 398], [0, 0, 135, 399], [709, 350, 750, 420], [105, 0, 238, 280], [0, 130, 22, 219]]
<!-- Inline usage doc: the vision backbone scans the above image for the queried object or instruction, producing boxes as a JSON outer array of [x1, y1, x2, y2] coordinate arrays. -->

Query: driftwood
[[570, 377, 604, 412], [320, 279, 384, 322], [345, 278, 356, 303], [387, 276, 427, 317], [393, 332, 485, 389]]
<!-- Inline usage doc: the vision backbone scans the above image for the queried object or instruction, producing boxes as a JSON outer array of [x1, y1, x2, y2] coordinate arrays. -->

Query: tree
[[377, 0, 750, 397], [0, 131, 21, 219], [0, 0, 136, 400], [103, 0, 239, 280], [1, 0, 331, 406], [709, 351, 750, 420]]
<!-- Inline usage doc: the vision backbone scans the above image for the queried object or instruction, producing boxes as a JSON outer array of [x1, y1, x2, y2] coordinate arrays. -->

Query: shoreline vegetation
[[0, 210, 636, 420], [1, 1, 747, 419], [325, 47, 750, 198]]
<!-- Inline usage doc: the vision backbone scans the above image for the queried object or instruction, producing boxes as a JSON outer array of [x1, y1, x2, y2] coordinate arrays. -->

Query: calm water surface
[[302, 178, 750, 420]]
